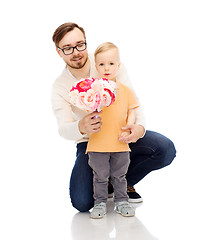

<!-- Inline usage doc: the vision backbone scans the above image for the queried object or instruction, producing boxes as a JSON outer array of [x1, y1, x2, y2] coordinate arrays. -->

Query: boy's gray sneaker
[[115, 201, 135, 217], [90, 202, 107, 219]]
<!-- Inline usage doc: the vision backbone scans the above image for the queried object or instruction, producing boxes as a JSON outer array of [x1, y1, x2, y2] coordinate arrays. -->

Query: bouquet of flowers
[[69, 78, 117, 112]]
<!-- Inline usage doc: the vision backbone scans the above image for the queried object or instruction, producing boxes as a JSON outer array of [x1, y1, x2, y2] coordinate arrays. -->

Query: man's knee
[[71, 198, 94, 212], [158, 138, 176, 167]]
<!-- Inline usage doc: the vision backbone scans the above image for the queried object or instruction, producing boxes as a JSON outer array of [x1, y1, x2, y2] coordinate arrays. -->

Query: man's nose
[[72, 47, 79, 55]]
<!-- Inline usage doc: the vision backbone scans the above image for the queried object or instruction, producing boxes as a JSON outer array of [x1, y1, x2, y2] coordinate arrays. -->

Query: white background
[[0, 0, 207, 239]]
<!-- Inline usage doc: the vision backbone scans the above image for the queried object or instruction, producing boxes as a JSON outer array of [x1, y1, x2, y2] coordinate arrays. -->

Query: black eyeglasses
[[58, 42, 87, 55]]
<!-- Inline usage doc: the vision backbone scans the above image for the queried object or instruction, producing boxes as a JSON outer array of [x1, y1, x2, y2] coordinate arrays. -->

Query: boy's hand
[[119, 129, 131, 139]]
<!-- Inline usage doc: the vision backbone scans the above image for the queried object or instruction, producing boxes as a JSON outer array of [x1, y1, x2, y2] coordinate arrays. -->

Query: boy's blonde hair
[[94, 42, 120, 60]]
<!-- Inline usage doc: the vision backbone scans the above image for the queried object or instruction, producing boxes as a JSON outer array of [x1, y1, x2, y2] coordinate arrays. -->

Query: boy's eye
[[99, 63, 104, 66], [110, 62, 114, 65]]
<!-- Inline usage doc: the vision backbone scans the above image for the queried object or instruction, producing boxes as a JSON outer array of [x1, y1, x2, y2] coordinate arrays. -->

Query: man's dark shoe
[[127, 186, 143, 203], [108, 181, 114, 198]]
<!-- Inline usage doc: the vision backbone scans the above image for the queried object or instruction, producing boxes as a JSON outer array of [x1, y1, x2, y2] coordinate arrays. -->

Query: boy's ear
[[118, 62, 121, 69]]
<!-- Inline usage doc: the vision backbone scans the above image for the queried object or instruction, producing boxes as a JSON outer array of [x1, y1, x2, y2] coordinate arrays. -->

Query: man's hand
[[78, 111, 102, 135], [118, 124, 145, 144]]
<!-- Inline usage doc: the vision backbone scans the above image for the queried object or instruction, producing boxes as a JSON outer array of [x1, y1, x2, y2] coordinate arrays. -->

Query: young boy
[[87, 42, 139, 218]]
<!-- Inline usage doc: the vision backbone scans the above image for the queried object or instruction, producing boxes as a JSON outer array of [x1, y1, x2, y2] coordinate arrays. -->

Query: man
[[51, 22, 176, 212]]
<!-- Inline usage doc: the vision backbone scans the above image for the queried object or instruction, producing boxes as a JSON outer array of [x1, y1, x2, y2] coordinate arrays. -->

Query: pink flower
[[104, 88, 116, 105], [75, 78, 94, 92], [100, 91, 112, 107], [76, 92, 87, 108], [69, 78, 117, 112], [85, 90, 100, 111]]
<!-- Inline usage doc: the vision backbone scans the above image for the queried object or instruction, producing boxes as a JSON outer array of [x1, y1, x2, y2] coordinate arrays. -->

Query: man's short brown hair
[[52, 22, 86, 47]]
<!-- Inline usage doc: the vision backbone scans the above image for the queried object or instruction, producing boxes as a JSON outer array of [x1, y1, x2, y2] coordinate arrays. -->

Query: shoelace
[[116, 202, 134, 215], [118, 202, 131, 208], [93, 203, 106, 210], [127, 186, 136, 192]]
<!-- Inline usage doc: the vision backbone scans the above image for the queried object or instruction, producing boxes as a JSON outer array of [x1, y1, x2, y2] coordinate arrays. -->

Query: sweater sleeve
[[51, 81, 87, 141]]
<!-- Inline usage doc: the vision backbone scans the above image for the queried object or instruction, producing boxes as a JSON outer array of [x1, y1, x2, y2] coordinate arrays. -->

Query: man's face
[[57, 28, 88, 69]]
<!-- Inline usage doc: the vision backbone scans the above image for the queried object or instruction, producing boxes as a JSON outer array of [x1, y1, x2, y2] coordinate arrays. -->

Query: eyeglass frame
[[57, 42, 87, 55]]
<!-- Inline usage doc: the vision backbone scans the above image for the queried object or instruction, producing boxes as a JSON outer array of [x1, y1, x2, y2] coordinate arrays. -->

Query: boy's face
[[57, 27, 88, 69], [95, 48, 120, 81]]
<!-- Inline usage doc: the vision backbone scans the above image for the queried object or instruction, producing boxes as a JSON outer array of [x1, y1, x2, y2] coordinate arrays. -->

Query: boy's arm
[[126, 109, 136, 125], [119, 83, 146, 143], [117, 63, 146, 130], [119, 109, 136, 138]]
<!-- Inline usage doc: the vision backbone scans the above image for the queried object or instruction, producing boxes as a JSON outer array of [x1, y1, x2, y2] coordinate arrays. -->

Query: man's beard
[[67, 55, 88, 69]]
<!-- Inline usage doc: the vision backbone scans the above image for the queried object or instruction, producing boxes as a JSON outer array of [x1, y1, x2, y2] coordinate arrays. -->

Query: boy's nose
[[105, 65, 109, 71]]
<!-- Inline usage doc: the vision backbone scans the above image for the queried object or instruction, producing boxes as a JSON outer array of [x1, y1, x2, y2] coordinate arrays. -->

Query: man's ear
[[56, 48, 62, 57]]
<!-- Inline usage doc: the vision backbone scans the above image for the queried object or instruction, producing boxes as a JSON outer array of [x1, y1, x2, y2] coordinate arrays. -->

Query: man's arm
[[52, 84, 102, 140]]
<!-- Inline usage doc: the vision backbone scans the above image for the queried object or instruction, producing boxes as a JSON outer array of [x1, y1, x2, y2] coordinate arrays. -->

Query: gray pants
[[88, 152, 130, 204]]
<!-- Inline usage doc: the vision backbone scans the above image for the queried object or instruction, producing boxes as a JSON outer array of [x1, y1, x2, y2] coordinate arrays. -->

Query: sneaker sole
[[116, 210, 135, 217], [128, 197, 143, 203], [90, 211, 107, 219]]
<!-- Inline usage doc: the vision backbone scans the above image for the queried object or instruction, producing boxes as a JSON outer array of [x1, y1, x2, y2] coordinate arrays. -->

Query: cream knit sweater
[[51, 54, 145, 143]]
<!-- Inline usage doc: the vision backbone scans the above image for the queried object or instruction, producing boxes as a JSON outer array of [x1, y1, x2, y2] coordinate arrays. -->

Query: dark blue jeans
[[69, 130, 176, 212]]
